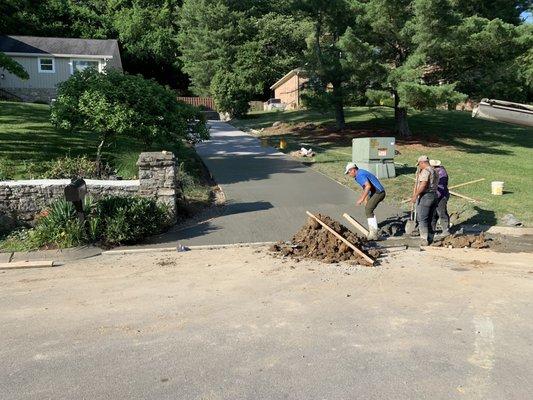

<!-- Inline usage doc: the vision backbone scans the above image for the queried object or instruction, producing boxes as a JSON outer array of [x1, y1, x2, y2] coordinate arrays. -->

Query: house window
[[71, 59, 100, 74], [38, 58, 55, 73]]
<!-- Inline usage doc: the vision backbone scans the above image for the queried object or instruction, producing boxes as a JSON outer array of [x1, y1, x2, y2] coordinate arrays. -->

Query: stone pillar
[[137, 152, 179, 223]]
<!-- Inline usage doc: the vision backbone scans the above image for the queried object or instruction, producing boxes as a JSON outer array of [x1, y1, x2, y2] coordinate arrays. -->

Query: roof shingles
[[0, 35, 118, 57]]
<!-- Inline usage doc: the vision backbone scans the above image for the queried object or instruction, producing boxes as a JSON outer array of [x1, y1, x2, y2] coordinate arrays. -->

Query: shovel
[[405, 203, 417, 235], [405, 170, 419, 235]]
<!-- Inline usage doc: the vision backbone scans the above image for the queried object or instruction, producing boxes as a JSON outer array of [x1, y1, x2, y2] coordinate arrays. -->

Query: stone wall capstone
[[0, 151, 180, 224]]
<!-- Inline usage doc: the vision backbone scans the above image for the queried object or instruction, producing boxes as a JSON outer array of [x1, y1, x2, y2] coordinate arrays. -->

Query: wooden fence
[[177, 97, 216, 111]]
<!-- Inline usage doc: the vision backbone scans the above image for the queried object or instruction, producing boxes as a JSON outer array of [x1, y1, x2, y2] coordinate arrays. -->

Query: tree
[[410, 0, 533, 102], [178, 0, 309, 117], [450, 0, 532, 25], [291, 0, 359, 130], [2, 0, 188, 90], [0, 53, 29, 80], [51, 69, 208, 175]]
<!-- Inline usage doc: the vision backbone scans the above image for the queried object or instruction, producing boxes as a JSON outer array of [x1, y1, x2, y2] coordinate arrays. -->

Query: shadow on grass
[[460, 206, 497, 226], [234, 107, 533, 157]]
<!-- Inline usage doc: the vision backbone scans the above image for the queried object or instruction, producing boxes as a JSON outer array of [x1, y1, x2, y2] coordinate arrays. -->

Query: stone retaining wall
[[0, 152, 179, 223]]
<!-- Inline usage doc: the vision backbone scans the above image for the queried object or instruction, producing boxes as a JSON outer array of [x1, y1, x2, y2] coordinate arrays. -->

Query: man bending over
[[345, 162, 386, 240]]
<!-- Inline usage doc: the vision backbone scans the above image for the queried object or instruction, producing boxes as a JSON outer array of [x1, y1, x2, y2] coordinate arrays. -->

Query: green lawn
[[233, 107, 533, 226], [0, 101, 211, 208]]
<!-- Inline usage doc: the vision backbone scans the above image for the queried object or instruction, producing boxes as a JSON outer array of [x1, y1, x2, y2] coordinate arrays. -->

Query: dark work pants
[[365, 191, 386, 218], [431, 196, 450, 233], [416, 192, 438, 236]]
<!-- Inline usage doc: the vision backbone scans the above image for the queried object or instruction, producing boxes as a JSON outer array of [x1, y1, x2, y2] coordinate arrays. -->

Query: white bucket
[[491, 181, 504, 196]]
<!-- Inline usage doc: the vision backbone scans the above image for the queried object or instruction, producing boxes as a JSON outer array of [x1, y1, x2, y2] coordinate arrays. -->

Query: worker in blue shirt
[[344, 162, 386, 240]]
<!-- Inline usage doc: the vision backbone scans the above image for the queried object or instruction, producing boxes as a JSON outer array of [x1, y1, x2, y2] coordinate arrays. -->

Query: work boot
[[367, 228, 379, 241], [367, 217, 379, 240], [420, 232, 430, 247]]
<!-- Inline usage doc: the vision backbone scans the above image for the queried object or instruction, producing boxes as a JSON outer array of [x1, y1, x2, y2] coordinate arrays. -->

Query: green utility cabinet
[[352, 137, 396, 179]]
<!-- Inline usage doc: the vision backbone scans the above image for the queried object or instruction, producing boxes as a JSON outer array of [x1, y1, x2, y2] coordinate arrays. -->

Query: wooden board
[[306, 211, 374, 266], [0, 260, 56, 269], [342, 213, 369, 236], [449, 178, 485, 190], [449, 190, 478, 202]]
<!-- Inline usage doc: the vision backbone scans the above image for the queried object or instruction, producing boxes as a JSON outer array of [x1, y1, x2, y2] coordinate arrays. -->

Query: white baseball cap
[[344, 162, 357, 174]]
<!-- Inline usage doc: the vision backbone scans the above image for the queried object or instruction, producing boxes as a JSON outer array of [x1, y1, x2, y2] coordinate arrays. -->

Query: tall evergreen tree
[[178, 0, 308, 116], [290, 0, 359, 130]]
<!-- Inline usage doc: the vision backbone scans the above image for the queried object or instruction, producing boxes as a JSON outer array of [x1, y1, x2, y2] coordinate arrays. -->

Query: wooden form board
[[0, 260, 55, 269], [449, 178, 485, 190], [306, 211, 374, 266], [449, 190, 478, 202], [342, 213, 369, 236]]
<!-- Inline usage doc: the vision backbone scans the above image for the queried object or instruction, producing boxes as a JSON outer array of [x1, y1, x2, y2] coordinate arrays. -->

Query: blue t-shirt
[[355, 169, 385, 193]]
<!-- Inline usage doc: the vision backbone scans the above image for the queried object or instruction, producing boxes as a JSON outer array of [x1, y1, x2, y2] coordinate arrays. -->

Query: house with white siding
[[0, 35, 122, 103]]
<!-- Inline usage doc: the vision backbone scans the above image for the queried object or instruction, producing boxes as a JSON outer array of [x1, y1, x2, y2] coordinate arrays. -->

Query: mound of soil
[[270, 214, 379, 266], [433, 233, 493, 249]]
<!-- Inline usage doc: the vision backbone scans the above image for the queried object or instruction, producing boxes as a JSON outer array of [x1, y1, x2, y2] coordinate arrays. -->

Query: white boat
[[472, 99, 533, 127]]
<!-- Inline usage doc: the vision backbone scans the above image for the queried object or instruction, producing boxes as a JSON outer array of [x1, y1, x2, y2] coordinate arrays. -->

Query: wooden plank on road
[[342, 213, 370, 236]]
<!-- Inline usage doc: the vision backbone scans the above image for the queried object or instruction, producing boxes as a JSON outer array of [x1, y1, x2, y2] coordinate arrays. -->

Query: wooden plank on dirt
[[448, 178, 485, 190], [342, 213, 370, 236], [306, 211, 374, 266]]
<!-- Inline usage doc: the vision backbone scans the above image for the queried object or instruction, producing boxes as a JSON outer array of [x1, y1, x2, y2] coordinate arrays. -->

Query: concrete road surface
[[159, 121, 397, 246], [1, 247, 533, 399]]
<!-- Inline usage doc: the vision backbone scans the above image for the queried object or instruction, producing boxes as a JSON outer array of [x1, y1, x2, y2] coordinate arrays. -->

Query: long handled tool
[[405, 169, 419, 235], [405, 202, 417, 235]]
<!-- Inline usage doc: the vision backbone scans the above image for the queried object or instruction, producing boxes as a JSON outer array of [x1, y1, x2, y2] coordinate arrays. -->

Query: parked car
[[264, 98, 286, 111]]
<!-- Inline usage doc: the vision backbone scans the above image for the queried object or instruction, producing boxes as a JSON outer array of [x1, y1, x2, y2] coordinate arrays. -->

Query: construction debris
[[289, 147, 316, 158], [269, 213, 379, 266], [432, 233, 494, 249]]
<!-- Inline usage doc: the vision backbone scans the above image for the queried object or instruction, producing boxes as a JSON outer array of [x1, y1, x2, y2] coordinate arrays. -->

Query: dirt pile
[[433, 233, 493, 249], [270, 214, 379, 266]]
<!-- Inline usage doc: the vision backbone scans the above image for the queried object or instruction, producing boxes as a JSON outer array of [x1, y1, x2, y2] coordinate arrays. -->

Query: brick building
[[269, 68, 308, 110]]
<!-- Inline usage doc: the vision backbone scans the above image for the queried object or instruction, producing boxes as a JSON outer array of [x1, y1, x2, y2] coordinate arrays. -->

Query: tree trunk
[[96, 137, 106, 178], [332, 82, 345, 131], [393, 91, 411, 137]]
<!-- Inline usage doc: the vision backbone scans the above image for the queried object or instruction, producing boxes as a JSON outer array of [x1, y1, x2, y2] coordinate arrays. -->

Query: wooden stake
[[448, 178, 485, 190], [342, 213, 369, 236], [306, 211, 374, 266]]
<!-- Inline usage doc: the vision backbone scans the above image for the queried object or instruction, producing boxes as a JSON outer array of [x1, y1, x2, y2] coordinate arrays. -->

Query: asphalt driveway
[[166, 121, 397, 246]]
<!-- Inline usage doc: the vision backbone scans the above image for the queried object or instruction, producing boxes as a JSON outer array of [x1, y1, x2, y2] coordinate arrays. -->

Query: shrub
[[211, 70, 252, 118], [51, 69, 209, 174], [95, 196, 170, 245], [0, 196, 170, 251], [41, 155, 98, 179]]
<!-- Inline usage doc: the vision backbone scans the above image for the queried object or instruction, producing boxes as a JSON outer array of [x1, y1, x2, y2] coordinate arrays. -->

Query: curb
[[102, 241, 277, 256]]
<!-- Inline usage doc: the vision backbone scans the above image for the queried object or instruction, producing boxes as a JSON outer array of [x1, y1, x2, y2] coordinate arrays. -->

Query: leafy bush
[[41, 155, 98, 179], [95, 196, 170, 245], [211, 70, 252, 118], [0, 196, 170, 251], [51, 68, 209, 173]]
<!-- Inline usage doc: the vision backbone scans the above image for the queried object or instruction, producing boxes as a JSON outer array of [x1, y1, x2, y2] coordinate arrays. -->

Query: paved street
[[162, 121, 397, 246], [1, 247, 532, 399]]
